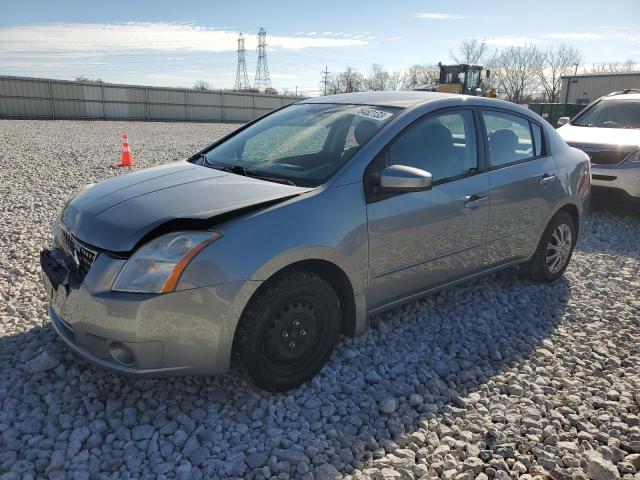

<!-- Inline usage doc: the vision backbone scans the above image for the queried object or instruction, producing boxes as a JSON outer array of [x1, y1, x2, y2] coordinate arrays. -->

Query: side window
[[531, 122, 543, 157], [482, 111, 535, 167], [242, 125, 330, 162], [388, 110, 478, 183]]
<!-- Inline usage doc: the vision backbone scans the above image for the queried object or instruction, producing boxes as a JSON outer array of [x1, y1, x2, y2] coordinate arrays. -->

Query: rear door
[[480, 109, 560, 264], [365, 108, 490, 309]]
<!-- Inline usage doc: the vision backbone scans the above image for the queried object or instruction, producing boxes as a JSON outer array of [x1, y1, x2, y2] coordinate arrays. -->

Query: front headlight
[[624, 150, 640, 164], [112, 231, 222, 293]]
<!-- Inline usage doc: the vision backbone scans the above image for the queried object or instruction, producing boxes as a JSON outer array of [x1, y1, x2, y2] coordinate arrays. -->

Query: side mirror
[[557, 117, 570, 127], [379, 165, 433, 192]]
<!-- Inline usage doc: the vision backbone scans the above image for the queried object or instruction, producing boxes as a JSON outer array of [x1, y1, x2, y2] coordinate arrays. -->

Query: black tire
[[523, 210, 576, 283], [233, 269, 341, 392]]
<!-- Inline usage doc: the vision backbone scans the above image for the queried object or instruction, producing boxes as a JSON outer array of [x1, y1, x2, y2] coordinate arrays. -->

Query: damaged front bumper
[[40, 247, 249, 376]]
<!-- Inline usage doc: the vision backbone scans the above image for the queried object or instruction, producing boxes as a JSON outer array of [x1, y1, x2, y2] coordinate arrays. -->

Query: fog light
[[109, 342, 135, 366]]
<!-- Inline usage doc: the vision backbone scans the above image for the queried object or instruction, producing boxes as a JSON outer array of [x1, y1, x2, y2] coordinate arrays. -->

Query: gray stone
[[131, 424, 155, 441], [272, 448, 310, 465], [379, 398, 398, 414], [314, 463, 341, 479], [584, 450, 619, 480], [25, 351, 59, 373]]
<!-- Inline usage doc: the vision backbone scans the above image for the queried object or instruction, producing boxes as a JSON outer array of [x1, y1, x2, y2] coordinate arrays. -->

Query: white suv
[[557, 90, 640, 201]]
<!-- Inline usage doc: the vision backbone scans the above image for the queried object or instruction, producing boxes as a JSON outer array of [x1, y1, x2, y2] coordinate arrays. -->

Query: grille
[[569, 144, 631, 165], [60, 228, 97, 279]]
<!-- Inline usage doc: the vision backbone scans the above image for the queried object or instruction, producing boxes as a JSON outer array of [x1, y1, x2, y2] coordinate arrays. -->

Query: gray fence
[[0, 76, 304, 123]]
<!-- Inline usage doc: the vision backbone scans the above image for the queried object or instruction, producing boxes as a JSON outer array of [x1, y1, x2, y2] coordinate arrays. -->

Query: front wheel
[[523, 210, 576, 282], [233, 269, 341, 391]]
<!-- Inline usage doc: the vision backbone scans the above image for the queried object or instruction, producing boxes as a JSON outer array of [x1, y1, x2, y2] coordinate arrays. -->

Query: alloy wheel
[[545, 223, 572, 274]]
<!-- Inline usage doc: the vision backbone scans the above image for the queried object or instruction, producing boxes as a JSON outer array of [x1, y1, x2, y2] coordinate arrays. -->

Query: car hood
[[62, 162, 312, 252], [557, 124, 640, 149]]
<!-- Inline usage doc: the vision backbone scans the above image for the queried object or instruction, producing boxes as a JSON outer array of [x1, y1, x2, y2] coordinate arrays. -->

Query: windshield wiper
[[200, 155, 248, 175], [199, 154, 297, 186], [246, 174, 297, 186]]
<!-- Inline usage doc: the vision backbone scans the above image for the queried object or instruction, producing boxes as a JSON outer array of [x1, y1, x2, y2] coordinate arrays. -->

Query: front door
[[366, 108, 490, 310]]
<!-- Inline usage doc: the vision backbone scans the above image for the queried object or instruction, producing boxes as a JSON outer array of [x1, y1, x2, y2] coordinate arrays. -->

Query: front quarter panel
[[177, 182, 369, 300]]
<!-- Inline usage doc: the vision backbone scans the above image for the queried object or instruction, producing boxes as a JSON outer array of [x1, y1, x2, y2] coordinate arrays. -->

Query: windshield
[[197, 103, 401, 187], [572, 99, 640, 129]]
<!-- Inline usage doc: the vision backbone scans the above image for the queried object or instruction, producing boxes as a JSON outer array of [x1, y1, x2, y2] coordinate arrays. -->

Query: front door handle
[[463, 194, 487, 212], [539, 173, 557, 187]]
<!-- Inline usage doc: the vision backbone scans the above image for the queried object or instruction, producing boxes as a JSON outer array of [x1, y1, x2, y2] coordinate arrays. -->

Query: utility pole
[[254, 28, 272, 92], [321, 65, 330, 95], [234, 33, 250, 91]]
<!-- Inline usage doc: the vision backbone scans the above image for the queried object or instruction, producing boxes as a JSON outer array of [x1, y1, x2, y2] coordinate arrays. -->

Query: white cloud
[[0, 22, 368, 55], [416, 12, 472, 20], [546, 31, 640, 43], [485, 36, 537, 47], [546, 32, 607, 42]]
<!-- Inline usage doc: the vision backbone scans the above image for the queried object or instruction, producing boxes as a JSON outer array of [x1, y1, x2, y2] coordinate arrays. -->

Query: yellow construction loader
[[416, 63, 496, 97]]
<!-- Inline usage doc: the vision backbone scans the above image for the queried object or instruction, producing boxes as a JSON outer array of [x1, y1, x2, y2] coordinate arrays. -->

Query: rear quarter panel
[[545, 126, 590, 237]]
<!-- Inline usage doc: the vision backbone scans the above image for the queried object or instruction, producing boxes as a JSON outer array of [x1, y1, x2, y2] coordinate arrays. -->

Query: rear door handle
[[463, 194, 487, 212], [539, 173, 557, 187]]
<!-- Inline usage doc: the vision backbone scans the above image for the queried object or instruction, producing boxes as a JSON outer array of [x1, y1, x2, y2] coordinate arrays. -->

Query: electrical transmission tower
[[234, 33, 250, 91], [254, 27, 272, 92]]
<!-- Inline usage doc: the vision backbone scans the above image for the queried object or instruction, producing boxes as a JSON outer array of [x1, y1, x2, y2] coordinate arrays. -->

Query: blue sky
[[1, 0, 639, 95]]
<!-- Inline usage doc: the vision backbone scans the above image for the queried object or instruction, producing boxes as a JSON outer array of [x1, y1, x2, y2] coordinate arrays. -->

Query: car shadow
[[1, 270, 570, 478]]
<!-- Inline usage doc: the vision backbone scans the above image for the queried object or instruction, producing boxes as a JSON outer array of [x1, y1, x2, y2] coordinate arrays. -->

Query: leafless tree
[[324, 66, 364, 94], [621, 59, 637, 72], [386, 70, 403, 91], [585, 60, 637, 73], [364, 64, 390, 91], [75, 76, 103, 84], [192, 80, 212, 90], [489, 44, 544, 104], [451, 38, 488, 65], [337, 66, 364, 93], [537, 45, 582, 102], [401, 64, 439, 90]]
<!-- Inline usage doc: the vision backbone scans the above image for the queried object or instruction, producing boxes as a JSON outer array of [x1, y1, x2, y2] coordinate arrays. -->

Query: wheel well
[[558, 203, 580, 238], [255, 260, 357, 337]]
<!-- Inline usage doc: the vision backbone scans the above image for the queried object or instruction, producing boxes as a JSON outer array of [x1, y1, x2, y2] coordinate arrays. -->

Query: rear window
[[482, 111, 535, 167]]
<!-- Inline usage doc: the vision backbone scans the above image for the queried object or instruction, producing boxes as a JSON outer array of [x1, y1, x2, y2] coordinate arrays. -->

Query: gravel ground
[[0, 119, 639, 480]]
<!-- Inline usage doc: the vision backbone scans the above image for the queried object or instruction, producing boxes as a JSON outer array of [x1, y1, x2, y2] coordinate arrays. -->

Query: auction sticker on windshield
[[354, 107, 394, 122]]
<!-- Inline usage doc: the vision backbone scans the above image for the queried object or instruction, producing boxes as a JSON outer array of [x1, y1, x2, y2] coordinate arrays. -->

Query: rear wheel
[[233, 269, 341, 391], [523, 210, 576, 282]]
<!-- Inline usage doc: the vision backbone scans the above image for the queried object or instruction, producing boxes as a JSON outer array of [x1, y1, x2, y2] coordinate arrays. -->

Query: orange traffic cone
[[118, 133, 134, 167]]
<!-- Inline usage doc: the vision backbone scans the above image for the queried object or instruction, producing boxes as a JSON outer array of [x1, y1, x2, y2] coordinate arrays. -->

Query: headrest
[[354, 120, 378, 146]]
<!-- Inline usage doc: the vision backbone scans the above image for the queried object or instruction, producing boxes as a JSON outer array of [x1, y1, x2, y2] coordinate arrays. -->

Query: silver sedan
[[40, 92, 591, 391]]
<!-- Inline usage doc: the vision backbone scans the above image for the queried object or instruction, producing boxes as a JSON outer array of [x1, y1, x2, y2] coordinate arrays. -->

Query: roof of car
[[302, 91, 457, 108], [603, 92, 640, 101]]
